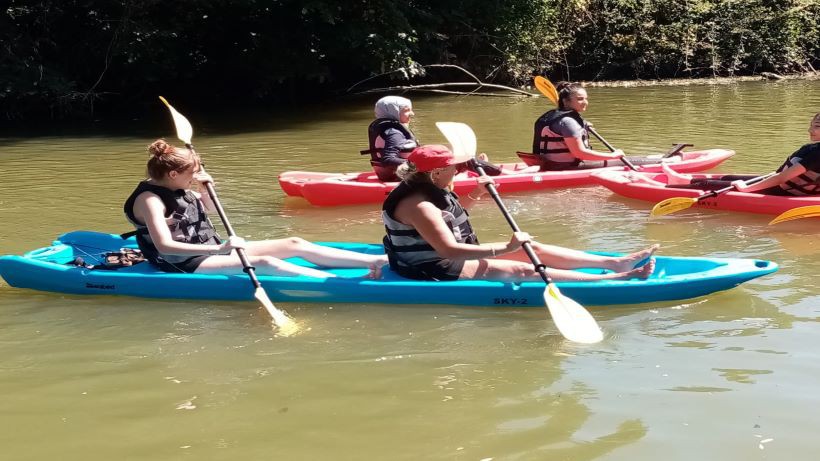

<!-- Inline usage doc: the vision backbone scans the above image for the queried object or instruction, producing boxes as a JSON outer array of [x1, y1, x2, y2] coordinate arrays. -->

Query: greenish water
[[1, 80, 819, 460]]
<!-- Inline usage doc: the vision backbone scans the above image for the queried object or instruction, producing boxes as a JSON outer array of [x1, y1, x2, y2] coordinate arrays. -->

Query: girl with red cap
[[382, 144, 657, 282]]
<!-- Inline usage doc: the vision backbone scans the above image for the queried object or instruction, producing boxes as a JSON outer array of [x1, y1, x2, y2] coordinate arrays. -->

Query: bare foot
[[626, 258, 655, 280], [612, 244, 660, 272], [662, 162, 693, 186]]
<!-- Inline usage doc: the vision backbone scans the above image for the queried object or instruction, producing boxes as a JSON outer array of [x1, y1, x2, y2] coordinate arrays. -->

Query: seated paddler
[[125, 139, 387, 276], [532, 81, 672, 171], [382, 144, 657, 282]]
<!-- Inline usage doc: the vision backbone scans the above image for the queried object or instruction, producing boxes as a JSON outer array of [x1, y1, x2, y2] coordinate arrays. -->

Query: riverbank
[[582, 71, 820, 88]]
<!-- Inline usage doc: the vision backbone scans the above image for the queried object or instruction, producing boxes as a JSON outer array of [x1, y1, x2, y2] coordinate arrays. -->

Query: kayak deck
[[279, 149, 734, 206], [0, 231, 777, 307], [592, 170, 820, 215]]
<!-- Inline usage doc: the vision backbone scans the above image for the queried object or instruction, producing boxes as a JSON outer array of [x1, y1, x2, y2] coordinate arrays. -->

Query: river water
[[1, 80, 819, 460]]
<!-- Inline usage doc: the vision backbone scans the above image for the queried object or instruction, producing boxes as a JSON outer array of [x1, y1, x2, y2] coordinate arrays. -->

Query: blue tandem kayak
[[0, 231, 777, 307]]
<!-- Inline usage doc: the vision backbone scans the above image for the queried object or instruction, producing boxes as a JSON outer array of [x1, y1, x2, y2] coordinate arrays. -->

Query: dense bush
[[1, 0, 817, 120]]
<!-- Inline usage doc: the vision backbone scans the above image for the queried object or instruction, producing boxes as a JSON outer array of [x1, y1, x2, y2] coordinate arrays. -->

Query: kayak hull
[[592, 170, 820, 215], [0, 231, 777, 307], [279, 149, 734, 206]]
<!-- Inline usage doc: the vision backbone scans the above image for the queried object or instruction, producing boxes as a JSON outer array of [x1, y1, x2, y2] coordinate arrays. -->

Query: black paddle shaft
[[188, 143, 264, 290], [473, 164, 552, 285], [588, 127, 638, 171]]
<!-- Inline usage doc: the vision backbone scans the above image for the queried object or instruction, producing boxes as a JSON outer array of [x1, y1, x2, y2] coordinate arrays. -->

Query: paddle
[[769, 205, 820, 225], [650, 173, 776, 217], [158, 96, 296, 332], [533, 76, 638, 171], [436, 121, 604, 344]]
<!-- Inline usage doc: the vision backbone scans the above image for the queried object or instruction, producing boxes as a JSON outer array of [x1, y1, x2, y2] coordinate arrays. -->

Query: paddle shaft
[[588, 127, 638, 171], [188, 143, 264, 290], [473, 164, 552, 285]]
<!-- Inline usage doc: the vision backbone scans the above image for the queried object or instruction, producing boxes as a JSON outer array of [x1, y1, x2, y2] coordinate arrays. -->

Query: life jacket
[[123, 181, 221, 265], [532, 109, 590, 167], [382, 181, 478, 271], [776, 142, 820, 195], [362, 118, 418, 166]]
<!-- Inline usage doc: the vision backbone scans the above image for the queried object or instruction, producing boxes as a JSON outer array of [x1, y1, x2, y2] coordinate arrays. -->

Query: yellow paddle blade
[[649, 197, 698, 217], [534, 76, 559, 105], [544, 284, 603, 344], [158, 96, 193, 145], [435, 122, 477, 162], [769, 205, 820, 225], [255, 287, 300, 337]]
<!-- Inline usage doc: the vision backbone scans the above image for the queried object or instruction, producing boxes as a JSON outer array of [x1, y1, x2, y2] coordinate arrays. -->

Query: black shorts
[[392, 258, 465, 281], [150, 255, 209, 273]]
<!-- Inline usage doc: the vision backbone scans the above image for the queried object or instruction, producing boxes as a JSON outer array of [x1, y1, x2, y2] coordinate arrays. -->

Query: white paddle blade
[[158, 96, 194, 145], [254, 287, 300, 336], [435, 122, 477, 163], [544, 284, 603, 344]]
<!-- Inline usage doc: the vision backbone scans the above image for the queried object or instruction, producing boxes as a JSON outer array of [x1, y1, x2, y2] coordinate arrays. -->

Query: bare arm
[[565, 137, 624, 161], [133, 192, 225, 256], [395, 198, 519, 260], [734, 163, 806, 193]]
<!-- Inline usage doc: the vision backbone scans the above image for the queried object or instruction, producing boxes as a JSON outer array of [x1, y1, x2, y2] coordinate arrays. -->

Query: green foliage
[[1, 0, 818, 120]]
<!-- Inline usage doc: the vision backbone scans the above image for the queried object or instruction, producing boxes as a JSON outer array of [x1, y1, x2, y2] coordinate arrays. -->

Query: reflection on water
[[2, 80, 820, 459]]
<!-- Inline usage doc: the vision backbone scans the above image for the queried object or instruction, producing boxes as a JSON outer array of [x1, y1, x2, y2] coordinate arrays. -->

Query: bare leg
[[661, 162, 693, 185], [461, 258, 655, 282], [499, 242, 659, 272], [243, 237, 387, 276], [194, 254, 337, 277]]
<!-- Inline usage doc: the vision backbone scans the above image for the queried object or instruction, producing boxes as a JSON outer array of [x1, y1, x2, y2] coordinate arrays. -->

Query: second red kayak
[[279, 148, 734, 207], [591, 170, 820, 215]]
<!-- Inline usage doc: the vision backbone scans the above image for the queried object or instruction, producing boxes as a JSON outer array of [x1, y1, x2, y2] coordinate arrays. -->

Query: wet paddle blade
[[158, 96, 193, 145], [544, 284, 603, 344], [254, 287, 299, 336], [649, 197, 698, 217], [435, 122, 477, 161], [534, 76, 559, 105], [769, 205, 820, 225]]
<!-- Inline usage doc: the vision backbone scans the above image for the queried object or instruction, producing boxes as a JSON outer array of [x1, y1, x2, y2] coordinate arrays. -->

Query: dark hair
[[145, 139, 200, 180], [556, 81, 585, 110]]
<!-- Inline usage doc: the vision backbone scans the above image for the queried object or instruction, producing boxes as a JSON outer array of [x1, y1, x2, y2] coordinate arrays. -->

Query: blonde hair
[[396, 161, 433, 184], [812, 112, 820, 126], [145, 139, 200, 180]]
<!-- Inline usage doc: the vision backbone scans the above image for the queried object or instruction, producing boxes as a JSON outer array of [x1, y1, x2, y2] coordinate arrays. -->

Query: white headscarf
[[374, 96, 412, 121]]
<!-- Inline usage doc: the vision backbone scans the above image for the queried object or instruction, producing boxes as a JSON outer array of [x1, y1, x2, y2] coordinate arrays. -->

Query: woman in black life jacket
[[382, 144, 657, 282], [124, 140, 387, 276], [532, 82, 663, 170], [661, 112, 820, 195]]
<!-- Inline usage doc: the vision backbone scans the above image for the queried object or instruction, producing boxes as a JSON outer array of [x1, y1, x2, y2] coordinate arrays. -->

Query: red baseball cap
[[407, 144, 462, 172]]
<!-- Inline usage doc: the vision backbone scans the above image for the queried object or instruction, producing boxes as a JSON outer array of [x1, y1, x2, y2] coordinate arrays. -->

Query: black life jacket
[[776, 142, 820, 195], [123, 181, 221, 265], [363, 118, 418, 165], [532, 109, 590, 166], [382, 181, 478, 271]]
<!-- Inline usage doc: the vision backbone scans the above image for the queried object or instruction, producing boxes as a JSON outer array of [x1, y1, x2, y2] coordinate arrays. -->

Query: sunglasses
[[455, 161, 470, 173]]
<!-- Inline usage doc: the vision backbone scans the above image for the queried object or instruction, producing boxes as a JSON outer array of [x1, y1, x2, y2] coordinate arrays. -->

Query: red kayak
[[591, 170, 820, 215], [279, 148, 734, 207]]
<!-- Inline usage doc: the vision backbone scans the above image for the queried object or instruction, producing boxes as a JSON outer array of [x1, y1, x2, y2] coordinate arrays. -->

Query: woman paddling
[[125, 139, 387, 276], [364, 96, 419, 181], [382, 144, 657, 282], [532, 81, 671, 171], [660, 112, 820, 195]]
